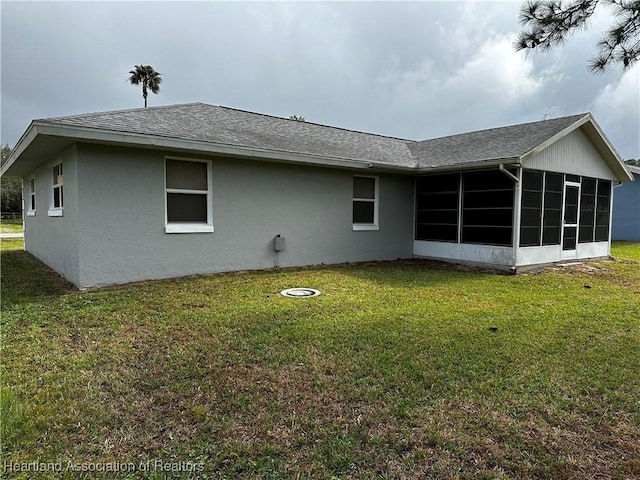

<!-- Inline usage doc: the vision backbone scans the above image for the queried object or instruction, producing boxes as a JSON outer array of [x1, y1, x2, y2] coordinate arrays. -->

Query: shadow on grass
[[1, 245, 73, 308], [336, 258, 505, 289]]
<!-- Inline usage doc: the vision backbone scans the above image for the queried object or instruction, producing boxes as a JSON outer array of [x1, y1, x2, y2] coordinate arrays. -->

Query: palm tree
[[128, 65, 162, 107]]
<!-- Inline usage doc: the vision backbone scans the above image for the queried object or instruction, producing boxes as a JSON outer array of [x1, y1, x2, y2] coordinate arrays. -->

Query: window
[[352, 176, 378, 230], [27, 178, 36, 216], [165, 158, 213, 233], [415, 173, 460, 242], [48, 163, 63, 216]]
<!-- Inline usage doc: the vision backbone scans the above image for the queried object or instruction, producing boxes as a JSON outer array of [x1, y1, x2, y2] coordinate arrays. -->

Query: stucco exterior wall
[[23, 145, 80, 284], [75, 144, 414, 288], [612, 173, 640, 241], [524, 128, 618, 180]]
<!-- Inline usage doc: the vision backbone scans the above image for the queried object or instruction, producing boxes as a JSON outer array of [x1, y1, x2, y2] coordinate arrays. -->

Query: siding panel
[[612, 172, 640, 241], [525, 128, 617, 180]]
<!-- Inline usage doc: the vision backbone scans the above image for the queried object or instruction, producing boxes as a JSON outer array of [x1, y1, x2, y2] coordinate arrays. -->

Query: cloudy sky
[[1, 1, 638, 159]]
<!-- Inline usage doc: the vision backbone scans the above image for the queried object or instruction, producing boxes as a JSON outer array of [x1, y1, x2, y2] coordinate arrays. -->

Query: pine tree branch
[[516, 0, 640, 71]]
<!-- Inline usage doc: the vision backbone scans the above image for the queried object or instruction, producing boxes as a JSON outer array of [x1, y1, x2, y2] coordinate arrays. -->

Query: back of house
[[1, 103, 633, 288]]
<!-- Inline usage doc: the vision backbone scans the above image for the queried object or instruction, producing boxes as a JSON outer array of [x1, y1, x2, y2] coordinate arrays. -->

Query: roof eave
[[14, 123, 418, 174], [583, 114, 634, 181], [0, 122, 39, 177], [415, 158, 521, 174]]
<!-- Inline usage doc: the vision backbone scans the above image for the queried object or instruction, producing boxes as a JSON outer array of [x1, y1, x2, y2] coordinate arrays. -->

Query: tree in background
[[625, 159, 640, 166], [515, 0, 640, 72], [1, 144, 10, 167], [1, 145, 22, 213], [289, 115, 307, 122], [128, 65, 162, 107]]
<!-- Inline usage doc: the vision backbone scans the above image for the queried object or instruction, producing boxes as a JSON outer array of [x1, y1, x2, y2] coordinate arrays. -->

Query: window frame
[[27, 177, 36, 216], [352, 175, 379, 231], [48, 162, 63, 217], [164, 156, 214, 234]]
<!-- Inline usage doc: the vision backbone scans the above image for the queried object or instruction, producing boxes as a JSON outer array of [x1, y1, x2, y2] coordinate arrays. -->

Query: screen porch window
[[519, 170, 543, 246], [542, 172, 563, 245], [579, 177, 597, 243], [415, 169, 515, 246], [165, 158, 213, 233], [415, 173, 460, 242], [352, 176, 378, 230], [595, 179, 611, 241], [520, 171, 611, 247], [461, 170, 514, 246], [518, 170, 564, 247]]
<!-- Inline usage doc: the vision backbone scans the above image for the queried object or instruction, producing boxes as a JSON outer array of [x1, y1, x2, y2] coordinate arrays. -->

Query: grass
[[1, 239, 639, 479], [0, 219, 23, 234]]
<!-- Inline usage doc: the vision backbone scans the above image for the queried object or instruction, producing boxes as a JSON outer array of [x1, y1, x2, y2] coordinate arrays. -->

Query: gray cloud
[[1, 1, 637, 158]]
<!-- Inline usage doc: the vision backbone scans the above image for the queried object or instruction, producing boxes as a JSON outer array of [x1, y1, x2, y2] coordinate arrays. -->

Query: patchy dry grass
[[1, 241, 639, 479]]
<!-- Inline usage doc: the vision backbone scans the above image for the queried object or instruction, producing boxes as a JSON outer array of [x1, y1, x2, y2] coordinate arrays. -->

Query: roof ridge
[[417, 113, 588, 144], [214, 104, 416, 143], [38, 102, 415, 143]]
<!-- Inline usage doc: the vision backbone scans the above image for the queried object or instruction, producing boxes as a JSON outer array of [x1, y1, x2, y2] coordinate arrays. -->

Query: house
[[1, 103, 633, 288], [612, 164, 640, 241]]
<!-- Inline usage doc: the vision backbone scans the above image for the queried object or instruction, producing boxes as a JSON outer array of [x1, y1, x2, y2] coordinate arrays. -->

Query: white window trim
[[165, 224, 214, 234], [352, 175, 379, 231], [164, 156, 214, 234], [27, 177, 36, 216], [48, 162, 63, 217]]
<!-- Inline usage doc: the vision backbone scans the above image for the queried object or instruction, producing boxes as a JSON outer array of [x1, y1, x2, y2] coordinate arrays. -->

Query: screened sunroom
[[413, 166, 614, 271], [408, 110, 632, 271]]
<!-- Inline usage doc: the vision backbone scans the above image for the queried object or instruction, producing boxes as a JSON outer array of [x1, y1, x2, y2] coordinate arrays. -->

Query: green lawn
[[1, 239, 639, 479], [0, 219, 23, 234]]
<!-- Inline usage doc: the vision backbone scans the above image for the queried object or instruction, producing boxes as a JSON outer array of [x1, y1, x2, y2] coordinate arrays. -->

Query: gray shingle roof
[[408, 114, 587, 169], [40, 103, 417, 168], [36, 102, 589, 170]]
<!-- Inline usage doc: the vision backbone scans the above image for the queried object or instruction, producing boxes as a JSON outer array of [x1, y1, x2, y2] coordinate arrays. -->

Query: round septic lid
[[280, 288, 321, 298]]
